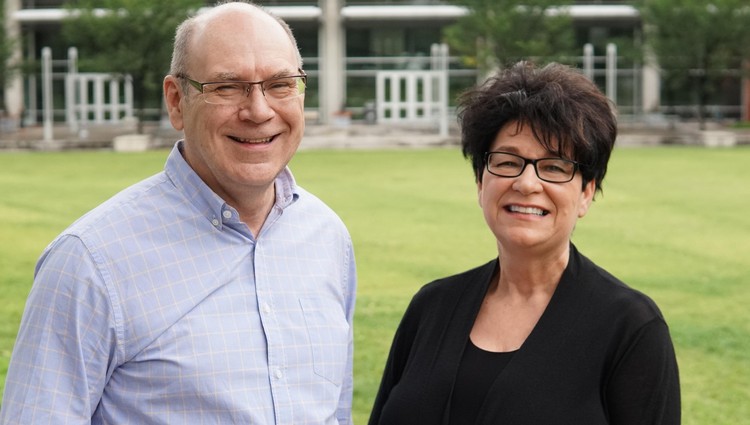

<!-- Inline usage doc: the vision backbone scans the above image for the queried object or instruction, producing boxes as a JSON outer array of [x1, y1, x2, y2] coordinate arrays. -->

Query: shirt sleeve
[[605, 317, 681, 425], [0, 235, 119, 425], [336, 238, 357, 425]]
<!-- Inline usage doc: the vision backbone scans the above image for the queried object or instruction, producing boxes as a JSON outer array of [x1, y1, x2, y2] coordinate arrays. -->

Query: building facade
[[3, 0, 747, 126]]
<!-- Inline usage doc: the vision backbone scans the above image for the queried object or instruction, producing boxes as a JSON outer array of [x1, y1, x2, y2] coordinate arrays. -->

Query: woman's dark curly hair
[[457, 61, 617, 194]]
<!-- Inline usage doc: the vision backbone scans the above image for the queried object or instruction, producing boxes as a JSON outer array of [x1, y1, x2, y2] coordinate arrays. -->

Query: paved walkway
[[1, 120, 748, 151]]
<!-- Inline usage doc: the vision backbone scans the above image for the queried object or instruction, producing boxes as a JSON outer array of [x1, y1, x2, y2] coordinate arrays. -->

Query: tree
[[638, 0, 750, 128], [443, 0, 577, 77], [62, 0, 204, 133]]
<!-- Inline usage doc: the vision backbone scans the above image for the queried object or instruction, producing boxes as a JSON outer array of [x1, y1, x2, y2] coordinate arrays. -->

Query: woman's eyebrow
[[492, 145, 520, 153]]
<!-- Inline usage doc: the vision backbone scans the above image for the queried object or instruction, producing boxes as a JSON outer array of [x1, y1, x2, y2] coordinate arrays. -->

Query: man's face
[[165, 7, 304, 202]]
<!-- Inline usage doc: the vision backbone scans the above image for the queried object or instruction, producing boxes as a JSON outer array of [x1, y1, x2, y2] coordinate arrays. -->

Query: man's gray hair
[[169, 0, 303, 81]]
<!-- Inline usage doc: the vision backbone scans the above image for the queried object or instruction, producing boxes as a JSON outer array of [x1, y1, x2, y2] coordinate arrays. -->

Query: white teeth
[[509, 205, 546, 216], [234, 136, 272, 144]]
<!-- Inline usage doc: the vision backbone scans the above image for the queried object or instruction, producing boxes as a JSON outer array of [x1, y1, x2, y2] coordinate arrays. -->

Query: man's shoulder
[[291, 185, 348, 228], [64, 172, 172, 240]]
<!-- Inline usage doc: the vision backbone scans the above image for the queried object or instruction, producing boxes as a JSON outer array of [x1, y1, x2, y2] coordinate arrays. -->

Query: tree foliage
[[443, 0, 577, 76], [638, 0, 750, 125], [61, 0, 204, 131]]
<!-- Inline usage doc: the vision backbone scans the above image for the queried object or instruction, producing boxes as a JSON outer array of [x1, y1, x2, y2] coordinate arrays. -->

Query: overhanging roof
[[12, 4, 639, 24], [341, 5, 466, 20], [11, 5, 321, 23]]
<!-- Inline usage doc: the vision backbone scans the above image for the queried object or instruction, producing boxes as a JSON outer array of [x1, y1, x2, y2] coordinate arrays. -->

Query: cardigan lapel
[[436, 259, 499, 425], [473, 244, 598, 423]]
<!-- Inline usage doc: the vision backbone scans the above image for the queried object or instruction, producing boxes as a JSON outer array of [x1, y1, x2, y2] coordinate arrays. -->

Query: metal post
[[606, 43, 617, 104], [125, 75, 134, 118], [67, 47, 78, 132], [432, 43, 449, 138], [110, 79, 120, 123], [94, 75, 105, 123], [79, 76, 89, 127], [583, 43, 594, 80], [42, 47, 53, 143]]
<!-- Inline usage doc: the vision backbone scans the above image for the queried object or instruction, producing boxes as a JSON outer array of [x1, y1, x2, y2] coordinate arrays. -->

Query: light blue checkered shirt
[[1, 141, 356, 424]]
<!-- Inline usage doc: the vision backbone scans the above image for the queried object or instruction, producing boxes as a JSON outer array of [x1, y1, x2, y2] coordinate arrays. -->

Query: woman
[[368, 62, 680, 425]]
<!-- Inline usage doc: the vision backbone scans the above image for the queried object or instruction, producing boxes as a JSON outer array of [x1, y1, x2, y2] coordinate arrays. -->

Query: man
[[0, 2, 356, 424]]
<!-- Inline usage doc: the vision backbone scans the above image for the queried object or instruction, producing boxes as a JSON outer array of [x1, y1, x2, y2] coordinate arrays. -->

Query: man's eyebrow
[[207, 70, 297, 82], [206, 72, 240, 81]]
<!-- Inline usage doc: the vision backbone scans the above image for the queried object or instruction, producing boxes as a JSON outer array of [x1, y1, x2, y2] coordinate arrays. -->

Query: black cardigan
[[369, 244, 680, 425]]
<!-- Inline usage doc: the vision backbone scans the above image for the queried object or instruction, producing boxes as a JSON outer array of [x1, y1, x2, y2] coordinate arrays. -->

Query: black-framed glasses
[[176, 70, 307, 106], [484, 151, 580, 183]]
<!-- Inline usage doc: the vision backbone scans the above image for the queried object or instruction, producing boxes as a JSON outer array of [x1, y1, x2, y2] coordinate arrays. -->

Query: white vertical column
[[431, 43, 449, 137], [606, 43, 617, 105], [319, 0, 344, 125], [4, 0, 24, 120], [26, 35, 38, 124], [109, 79, 120, 122], [78, 76, 89, 127], [94, 75, 105, 123], [406, 73, 417, 120], [642, 48, 661, 114], [583, 43, 594, 80], [66, 47, 79, 131], [42, 47, 53, 142], [124, 75, 134, 118], [423, 74, 433, 121], [390, 75, 400, 120]]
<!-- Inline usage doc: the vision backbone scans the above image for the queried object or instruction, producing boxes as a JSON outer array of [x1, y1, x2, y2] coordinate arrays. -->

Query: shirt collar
[[164, 141, 300, 228]]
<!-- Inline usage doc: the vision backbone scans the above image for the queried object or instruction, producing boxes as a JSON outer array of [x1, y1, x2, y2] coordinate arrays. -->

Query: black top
[[368, 244, 681, 425], [448, 340, 516, 425]]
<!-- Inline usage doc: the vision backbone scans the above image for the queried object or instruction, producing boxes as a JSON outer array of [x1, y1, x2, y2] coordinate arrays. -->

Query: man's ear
[[163, 76, 185, 131]]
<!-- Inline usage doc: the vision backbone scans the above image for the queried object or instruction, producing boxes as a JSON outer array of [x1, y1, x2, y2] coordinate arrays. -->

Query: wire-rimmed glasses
[[176, 71, 307, 106], [484, 151, 580, 183]]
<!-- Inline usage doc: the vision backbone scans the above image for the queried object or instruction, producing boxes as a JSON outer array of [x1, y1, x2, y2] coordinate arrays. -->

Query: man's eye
[[265, 79, 296, 92], [211, 83, 243, 94]]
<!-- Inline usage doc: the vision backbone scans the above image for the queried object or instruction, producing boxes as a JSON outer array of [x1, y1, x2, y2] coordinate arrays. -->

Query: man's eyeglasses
[[176, 71, 307, 106], [484, 151, 580, 183]]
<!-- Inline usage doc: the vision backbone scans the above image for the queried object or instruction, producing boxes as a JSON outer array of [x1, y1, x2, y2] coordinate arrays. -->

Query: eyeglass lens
[[486, 152, 576, 183], [201, 76, 306, 105]]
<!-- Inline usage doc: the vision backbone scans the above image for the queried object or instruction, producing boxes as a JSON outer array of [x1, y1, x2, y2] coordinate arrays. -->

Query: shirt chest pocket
[[299, 297, 350, 385]]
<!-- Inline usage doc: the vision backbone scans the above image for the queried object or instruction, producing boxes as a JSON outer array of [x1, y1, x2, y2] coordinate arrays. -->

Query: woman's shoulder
[[575, 250, 666, 325], [411, 259, 497, 306]]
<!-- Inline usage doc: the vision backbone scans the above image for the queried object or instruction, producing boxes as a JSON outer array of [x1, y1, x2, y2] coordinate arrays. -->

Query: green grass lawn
[[1, 145, 748, 423]]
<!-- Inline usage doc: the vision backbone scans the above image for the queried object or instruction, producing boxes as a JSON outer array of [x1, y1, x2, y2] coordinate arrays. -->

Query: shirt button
[[222, 210, 232, 219], [274, 369, 283, 380], [261, 303, 271, 314], [211, 218, 220, 226]]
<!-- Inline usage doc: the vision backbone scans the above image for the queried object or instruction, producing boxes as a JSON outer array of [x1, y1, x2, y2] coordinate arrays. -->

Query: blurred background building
[[2, 0, 747, 128]]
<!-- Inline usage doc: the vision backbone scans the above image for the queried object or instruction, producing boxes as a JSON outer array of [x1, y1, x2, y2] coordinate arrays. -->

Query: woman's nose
[[512, 163, 543, 193]]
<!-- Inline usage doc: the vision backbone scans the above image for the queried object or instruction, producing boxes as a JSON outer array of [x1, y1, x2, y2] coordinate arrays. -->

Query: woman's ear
[[578, 179, 596, 218], [477, 177, 484, 209]]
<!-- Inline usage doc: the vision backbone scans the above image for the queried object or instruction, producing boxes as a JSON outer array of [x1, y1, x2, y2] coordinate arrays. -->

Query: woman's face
[[478, 122, 595, 256]]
